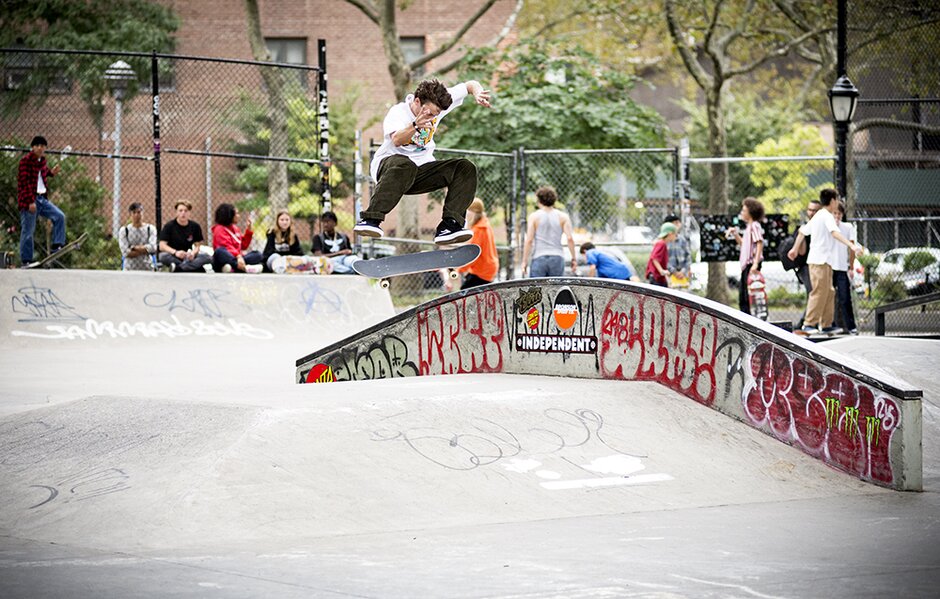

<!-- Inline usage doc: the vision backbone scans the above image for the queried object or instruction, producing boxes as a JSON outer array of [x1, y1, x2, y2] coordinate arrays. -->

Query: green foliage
[[747, 124, 831, 222], [684, 92, 807, 209], [448, 40, 667, 152], [226, 86, 362, 228], [767, 285, 805, 308], [0, 0, 178, 123], [1, 138, 112, 268], [904, 250, 937, 273], [872, 274, 906, 304], [444, 40, 669, 231]]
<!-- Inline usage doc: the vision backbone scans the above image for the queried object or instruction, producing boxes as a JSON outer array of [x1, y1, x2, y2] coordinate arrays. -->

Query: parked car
[[874, 247, 940, 294]]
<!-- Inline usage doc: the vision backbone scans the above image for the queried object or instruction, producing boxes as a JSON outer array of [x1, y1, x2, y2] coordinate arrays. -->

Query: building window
[[265, 38, 308, 88], [400, 37, 426, 77], [1, 51, 71, 94]]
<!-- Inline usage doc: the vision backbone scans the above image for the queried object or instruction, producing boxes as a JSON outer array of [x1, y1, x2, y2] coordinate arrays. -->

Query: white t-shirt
[[800, 207, 841, 268], [832, 221, 857, 272], [369, 83, 468, 182], [37, 171, 46, 194]]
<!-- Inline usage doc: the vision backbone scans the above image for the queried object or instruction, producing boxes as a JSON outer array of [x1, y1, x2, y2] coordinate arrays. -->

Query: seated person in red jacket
[[211, 203, 263, 273]]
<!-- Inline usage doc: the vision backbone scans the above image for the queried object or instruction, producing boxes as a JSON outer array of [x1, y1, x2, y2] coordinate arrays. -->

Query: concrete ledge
[[296, 278, 924, 491], [2, 269, 394, 347]]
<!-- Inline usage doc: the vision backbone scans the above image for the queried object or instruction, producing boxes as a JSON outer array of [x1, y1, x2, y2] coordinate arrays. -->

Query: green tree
[[747, 124, 831, 221], [0, 0, 178, 125], [443, 40, 669, 231], [227, 87, 363, 232]]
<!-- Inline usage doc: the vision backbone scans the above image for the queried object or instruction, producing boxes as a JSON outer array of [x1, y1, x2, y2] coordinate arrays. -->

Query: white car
[[874, 247, 940, 279]]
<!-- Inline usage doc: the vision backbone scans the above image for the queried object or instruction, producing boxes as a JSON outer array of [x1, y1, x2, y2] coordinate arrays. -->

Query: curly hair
[[414, 79, 453, 111], [743, 197, 765, 221], [535, 186, 558, 207], [214, 203, 237, 227]]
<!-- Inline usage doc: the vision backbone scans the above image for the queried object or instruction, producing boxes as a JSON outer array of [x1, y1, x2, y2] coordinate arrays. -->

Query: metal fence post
[[151, 50, 162, 230], [317, 39, 331, 212]]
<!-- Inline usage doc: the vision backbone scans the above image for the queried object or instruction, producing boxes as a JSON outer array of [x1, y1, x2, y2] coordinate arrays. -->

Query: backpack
[[778, 234, 806, 271]]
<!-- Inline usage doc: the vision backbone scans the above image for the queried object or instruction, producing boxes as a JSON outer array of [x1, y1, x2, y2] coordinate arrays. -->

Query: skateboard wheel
[[449, 270, 459, 280], [380, 279, 390, 289]]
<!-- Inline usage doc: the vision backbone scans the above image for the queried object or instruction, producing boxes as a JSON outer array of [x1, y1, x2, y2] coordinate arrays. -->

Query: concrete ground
[[1, 271, 939, 598]]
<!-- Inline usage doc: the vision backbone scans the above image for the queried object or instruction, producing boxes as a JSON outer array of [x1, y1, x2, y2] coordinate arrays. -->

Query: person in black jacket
[[263, 210, 303, 272]]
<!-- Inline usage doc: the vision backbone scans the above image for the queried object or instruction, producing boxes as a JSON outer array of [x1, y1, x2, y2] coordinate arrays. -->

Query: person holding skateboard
[[17, 135, 67, 266], [354, 78, 491, 245], [726, 197, 765, 315]]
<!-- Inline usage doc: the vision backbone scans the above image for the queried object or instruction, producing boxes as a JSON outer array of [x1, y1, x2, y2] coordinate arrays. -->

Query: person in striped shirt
[[727, 197, 765, 315]]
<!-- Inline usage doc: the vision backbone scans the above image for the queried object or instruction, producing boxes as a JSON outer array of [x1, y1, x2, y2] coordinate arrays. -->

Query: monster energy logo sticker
[[826, 397, 841, 429], [866, 416, 882, 447]]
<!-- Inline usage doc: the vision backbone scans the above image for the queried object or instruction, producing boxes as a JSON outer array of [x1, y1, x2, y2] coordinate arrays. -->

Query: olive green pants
[[362, 155, 477, 225]]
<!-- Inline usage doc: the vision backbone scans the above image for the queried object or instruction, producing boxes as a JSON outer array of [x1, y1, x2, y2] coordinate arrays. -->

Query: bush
[[871, 274, 906, 304], [903, 250, 936, 272], [768, 286, 805, 307]]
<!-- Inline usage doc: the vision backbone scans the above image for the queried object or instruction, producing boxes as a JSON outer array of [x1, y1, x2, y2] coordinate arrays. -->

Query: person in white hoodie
[[787, 188, 865, 335]]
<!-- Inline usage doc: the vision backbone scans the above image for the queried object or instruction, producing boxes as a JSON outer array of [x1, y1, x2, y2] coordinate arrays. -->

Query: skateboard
[[270, 255, 332, 274], [23, 232, 88, 269], [669, 272, 690, 289], [747, 268, 769, 321], [353, 244, 481, 289]]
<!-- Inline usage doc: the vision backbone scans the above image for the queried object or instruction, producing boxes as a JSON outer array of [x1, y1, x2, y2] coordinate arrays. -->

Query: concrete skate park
[[2, 269, 939, 598]]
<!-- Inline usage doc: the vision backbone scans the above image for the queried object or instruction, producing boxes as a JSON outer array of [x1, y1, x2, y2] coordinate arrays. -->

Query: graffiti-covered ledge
[[296, 278, 923, 491]]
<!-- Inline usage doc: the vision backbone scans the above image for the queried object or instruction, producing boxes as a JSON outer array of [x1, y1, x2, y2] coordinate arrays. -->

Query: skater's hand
[[473, 88, 492, 108], [854, 243, 865, 257], [787, 247, 798, 261], [28, 203, 36, 214], [51, 163, 61, 175]]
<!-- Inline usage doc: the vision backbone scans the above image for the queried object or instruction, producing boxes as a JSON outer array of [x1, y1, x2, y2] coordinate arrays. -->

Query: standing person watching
[[726, 197, 765, 315], [521, 186, 577, 278], [17, 135, 66, 266], [646, 223, 677, 287], [158, 200, 212, 272], [831, 201, 858, 334], [457, 198, 499, 288], [664, 214, 692, 281], [787, 188, 865, 336], [118, 202, 157, 271], [211, 203, 263, 273]]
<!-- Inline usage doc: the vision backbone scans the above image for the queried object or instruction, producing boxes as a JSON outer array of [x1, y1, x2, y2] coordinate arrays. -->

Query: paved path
[[1, 271, 938, 598]]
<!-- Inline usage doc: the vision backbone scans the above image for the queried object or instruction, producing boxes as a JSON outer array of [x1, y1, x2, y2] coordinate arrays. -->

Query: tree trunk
[[379, 0, 412, 99], [243, 0, 289, 213], [705, 85, 731, 304]]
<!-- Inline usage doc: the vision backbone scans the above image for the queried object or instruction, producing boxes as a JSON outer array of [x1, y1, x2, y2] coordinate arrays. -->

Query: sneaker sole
[[354, 227, 383, 238], [434, 231, 473, 245]]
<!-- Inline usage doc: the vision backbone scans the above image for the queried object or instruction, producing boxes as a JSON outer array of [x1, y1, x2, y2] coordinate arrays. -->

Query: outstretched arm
[[465, 81, 491, 108]]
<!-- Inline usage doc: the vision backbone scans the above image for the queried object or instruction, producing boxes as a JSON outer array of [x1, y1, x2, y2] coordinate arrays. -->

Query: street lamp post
[[104, 60, 136, 238], [828, 0, 859, 201]]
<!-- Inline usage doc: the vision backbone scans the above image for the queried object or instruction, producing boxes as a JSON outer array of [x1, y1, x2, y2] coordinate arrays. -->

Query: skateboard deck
[[747, 268, 769, 321], [24, 232, 88, 269], [270, 255, 331, 274], [353, 245, 481, 285], [669, 272, 690, 289]]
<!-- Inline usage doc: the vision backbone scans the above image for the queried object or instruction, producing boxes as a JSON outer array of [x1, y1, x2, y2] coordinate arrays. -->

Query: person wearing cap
[[17, 135, 66, 265], [664, 214, 691, 281], [456, 197, 499, 288], [646, 222, 677, 286], [118, 202, 157, 271]]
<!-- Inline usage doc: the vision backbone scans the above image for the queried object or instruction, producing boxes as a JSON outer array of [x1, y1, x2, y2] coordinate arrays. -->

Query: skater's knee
[[456, 158, 476, 176]]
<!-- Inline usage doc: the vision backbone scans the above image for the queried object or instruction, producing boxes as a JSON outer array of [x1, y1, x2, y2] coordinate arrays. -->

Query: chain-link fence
[[1, 47, 329, 269], [845, 2, 940, 335]]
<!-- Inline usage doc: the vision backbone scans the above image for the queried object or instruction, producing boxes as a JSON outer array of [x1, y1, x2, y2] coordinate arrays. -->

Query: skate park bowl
[[298, 278, 923, 491], [3, 269, 939, 598]]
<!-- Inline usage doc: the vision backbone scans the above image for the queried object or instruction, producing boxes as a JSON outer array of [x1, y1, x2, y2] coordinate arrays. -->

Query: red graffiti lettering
[[417, 291, 506, 375]]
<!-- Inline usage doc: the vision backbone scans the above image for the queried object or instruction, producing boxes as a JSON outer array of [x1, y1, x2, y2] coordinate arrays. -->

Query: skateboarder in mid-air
[[354, 78, 492, 245]]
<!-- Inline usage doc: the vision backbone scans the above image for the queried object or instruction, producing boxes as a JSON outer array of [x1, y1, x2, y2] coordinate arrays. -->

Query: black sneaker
[[354, 218, 384, 238], [434, 218, 472, 245]]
